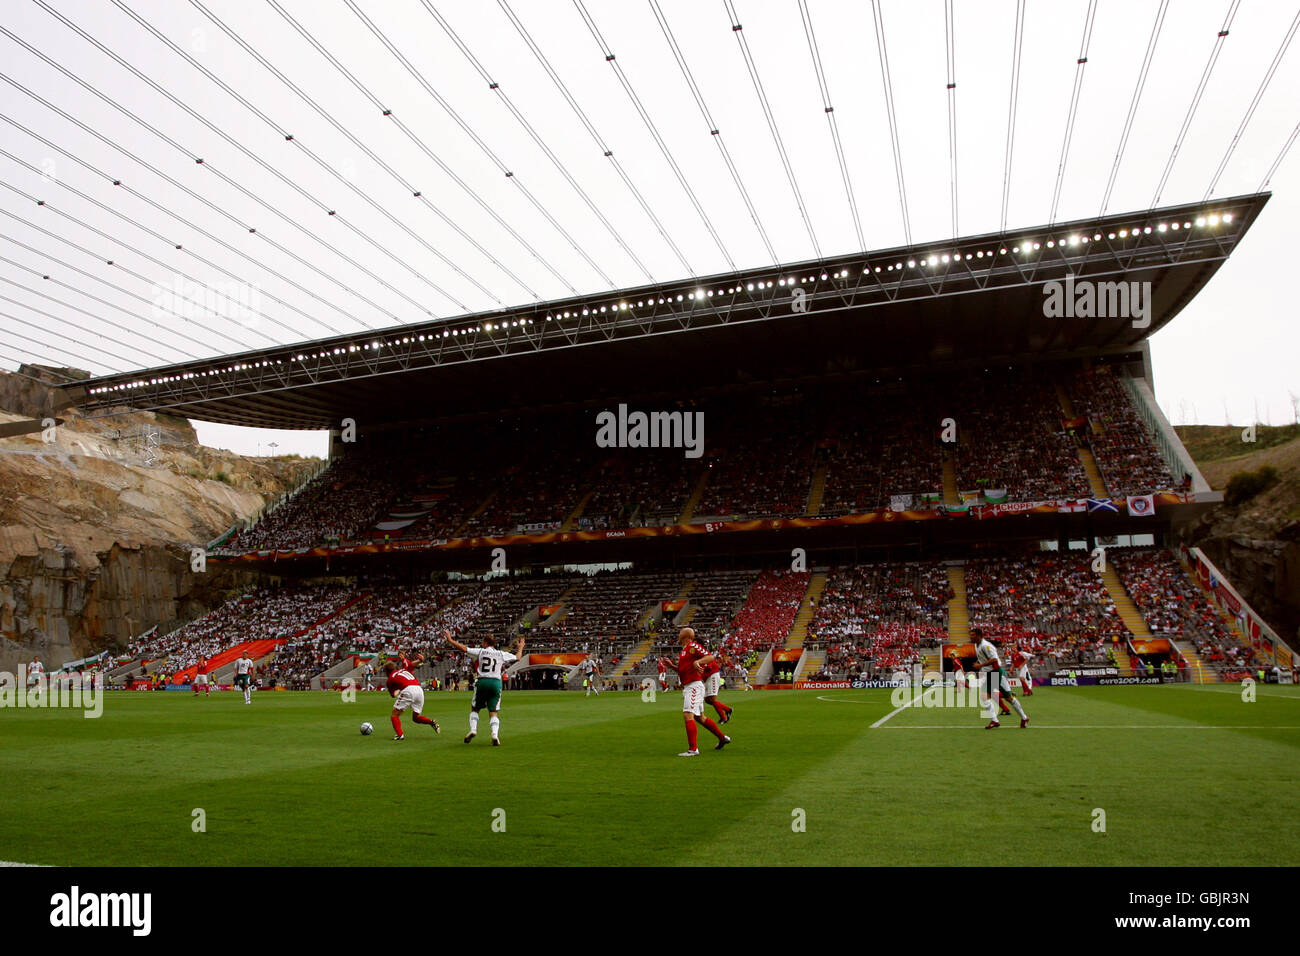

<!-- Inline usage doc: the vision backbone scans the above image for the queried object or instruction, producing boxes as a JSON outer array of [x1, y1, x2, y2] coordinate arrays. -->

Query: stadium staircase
[[1077, 447, 1109, 497], [1055, 383, 1077, 418], [453, 490, 496, 537], [1108, 644, 1137, 678], [678, 469, 711, 524], [1056, 382, 1109, 495], [108, 657, 144, 680], [920, 648, 941, 677], [946, 565, 970, 641], [176, 638, 280, 684], [784, 571, 827, 648], [941, 452, 960, 507], [1099, 566, 1153, 640], [560, 489, 595, 532], [537, 583, 581, 629], [805, 462, 828, 516], [610, 636, 656, 679], [792, 648, 826, 682], [314, 656, 362, 690], [1173, 641, 1215, 683]]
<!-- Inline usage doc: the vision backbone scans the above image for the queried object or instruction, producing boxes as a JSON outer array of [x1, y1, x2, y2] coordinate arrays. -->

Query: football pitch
[[2, 684, 1298, 867]]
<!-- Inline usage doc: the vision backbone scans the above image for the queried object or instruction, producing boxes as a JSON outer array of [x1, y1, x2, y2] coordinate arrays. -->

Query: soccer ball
[[360, 722, 374, 736]]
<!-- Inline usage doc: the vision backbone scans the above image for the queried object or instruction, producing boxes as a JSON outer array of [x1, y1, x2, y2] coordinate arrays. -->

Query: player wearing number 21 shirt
[[672, 627, 730, 757], [444, 630, 525, 746]]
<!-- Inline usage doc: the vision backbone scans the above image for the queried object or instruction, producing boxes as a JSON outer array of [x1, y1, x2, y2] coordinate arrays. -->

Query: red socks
[[700, 716, 726, 740], [712, 701, 732, 718], [391, 715, 402, 735], [413, 714, 434, 726], [686, 721, 698, 750]]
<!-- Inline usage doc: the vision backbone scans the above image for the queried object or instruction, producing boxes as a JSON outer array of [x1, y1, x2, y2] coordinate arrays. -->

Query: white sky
[[1, 0, 1297, 459]]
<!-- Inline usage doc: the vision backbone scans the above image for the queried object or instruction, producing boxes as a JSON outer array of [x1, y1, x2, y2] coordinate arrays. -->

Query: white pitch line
[[875, 724, 1300, 730], [868, 692, 934, 728], [0, 860, 47, 867]]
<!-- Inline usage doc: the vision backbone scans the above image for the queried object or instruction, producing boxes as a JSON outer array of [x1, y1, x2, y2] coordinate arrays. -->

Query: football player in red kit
[[657, 657, 669, 692], [383, 659, 440, 740], [700, 647, 733, 724], [673, 627, 730, 756], [1010, 646, 1034, 696]]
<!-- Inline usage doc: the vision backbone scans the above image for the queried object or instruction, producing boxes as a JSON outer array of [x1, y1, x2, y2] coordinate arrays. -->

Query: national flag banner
[[943, 502, 970, 515], [1057, 499, 1088, 513], [1087, 498, 1118, 513], [984, 488, 1008, 503], [959, 490, 981, 504], [1126, 494, 1155, 517]]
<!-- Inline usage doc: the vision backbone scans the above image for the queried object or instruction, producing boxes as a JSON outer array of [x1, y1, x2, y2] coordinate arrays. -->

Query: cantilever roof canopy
[[64, 193, 1268, 430]]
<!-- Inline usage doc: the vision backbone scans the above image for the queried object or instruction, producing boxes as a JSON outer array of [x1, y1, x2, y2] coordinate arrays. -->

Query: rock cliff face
[[1177, 424, 1300, 652], [0, 365, 317, 671]]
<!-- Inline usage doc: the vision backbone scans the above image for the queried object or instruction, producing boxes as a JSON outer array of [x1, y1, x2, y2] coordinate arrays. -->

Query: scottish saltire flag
[[1126, 494, 1155, 516], [1086, 498, 1118, 513]]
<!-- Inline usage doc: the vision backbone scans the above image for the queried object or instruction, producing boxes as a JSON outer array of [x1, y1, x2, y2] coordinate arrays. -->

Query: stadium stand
[[964, 553, 1128, 669], [1111, 548, 1256, 680], [806, 561, 951, 678], [221, 365, 1182, 555]]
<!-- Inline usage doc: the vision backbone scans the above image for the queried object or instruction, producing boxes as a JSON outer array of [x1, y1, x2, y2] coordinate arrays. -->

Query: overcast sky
[[1, 0, 1297, 458]]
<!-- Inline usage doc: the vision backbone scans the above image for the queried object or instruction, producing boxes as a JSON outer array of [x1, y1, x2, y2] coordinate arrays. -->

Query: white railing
[[1187, 546, 1296, 674], [1120, 372, 1212, 494]]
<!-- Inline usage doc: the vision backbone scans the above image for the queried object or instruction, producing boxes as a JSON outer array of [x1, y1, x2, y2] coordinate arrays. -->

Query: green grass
[[1176, 422, 1300, 463], [2, 685, 1298, 866]]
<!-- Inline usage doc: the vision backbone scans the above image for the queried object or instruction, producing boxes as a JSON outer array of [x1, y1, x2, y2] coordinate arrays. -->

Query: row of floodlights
[[88, 319, 538, 393], [86, 213, 1233, 396], [538, 213, 1233, 318]]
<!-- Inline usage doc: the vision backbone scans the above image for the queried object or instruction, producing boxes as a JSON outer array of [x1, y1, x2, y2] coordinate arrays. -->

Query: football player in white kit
[[234, 653, 256, 705], [971, 629, 1028, 729], [580, 656, 600, 696], [443, 630, 524, 746]]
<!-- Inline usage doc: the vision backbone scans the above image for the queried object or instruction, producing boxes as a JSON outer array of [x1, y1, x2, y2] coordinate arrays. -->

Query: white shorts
[[703, 672, 722, 697], [393, 685, 425, 714], [194, 674, 208, 685], [682, 681, 704, 716]]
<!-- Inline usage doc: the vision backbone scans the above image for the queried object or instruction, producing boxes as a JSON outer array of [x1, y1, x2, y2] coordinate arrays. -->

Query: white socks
[[489, 715, 500, 739], [1010, 697, 1027, 719], [469, 712, 479, 734]]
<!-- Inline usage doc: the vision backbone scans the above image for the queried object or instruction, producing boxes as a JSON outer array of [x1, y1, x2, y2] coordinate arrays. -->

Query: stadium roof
[[64, 192, 1268, 430]]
